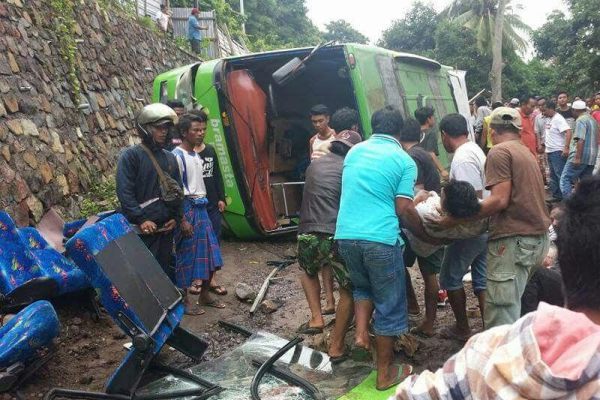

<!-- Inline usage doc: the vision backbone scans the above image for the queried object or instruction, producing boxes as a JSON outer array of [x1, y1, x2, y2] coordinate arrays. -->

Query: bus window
[[375, 55, 407, 117], [159, 81, 168, 103], [175, 68, 194, 110]]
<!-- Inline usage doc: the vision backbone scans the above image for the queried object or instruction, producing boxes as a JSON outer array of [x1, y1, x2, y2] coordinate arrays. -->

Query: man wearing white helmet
[[116, 103, 184, 281]]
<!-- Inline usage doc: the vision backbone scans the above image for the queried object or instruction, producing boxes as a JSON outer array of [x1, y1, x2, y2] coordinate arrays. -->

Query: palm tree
[[444, 0, 531, 101]]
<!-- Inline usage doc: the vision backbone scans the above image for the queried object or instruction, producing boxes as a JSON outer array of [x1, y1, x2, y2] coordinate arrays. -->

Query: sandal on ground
[[188, 282, 203, 295], [184, 304, 205, 316], [209, 285, 228, 296], [409, 326, 435, 338], [376, 363, 414, 391], [322, 308, 336, 316], [438, 325, 471, 342], [351, 346, 372, 362], [296, 322, 323, 335], [198, 299, 226, 309], [329, 347, 351, 365]]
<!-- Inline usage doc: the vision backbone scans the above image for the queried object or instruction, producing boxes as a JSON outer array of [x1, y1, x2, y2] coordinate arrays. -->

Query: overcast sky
[[306, 0, 569, 45]]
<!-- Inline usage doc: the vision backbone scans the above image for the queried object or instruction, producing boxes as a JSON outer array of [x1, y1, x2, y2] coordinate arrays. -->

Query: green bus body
[[153, 44, 471, 239]]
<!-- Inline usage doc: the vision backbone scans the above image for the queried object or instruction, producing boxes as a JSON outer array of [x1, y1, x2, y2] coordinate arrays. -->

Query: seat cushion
[[0, 300, 60, 368]]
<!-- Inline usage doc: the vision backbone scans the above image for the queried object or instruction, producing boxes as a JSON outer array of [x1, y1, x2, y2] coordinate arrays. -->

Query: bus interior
[[221, 46, 358, 233]]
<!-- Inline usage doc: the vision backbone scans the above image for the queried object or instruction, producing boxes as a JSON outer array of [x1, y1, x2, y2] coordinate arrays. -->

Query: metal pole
[[240, 0, 245, 34]]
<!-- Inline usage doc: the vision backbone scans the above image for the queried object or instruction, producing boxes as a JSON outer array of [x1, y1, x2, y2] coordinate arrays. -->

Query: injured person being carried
[[405, 180, 488, 257]]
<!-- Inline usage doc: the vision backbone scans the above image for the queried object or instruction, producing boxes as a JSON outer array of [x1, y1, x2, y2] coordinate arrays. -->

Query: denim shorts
[[439, 234, 488, 292], [337, 239, 407, 337]]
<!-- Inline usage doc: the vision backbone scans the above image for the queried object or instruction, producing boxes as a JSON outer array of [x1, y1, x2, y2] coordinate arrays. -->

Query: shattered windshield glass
[[138, 331, 373, 400]]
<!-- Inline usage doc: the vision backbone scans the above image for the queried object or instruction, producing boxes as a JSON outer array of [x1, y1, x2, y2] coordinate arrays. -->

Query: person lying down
[[404, 180, 488, 257]]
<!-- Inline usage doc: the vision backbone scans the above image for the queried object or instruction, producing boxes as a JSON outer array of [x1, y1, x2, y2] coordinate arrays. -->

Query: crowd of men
[[296, 91, 599, 393], [115, 89, 599, 394]]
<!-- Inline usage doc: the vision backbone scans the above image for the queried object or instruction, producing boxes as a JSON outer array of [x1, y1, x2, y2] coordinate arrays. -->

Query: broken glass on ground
[[138, 331, 373, 400]]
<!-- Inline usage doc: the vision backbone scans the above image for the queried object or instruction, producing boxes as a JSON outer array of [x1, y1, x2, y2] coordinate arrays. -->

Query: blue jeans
[[560, 161, 594, 198], [439, 234, 487, 293], [547, 151, 567, 200], [337, 240, 407, 336]]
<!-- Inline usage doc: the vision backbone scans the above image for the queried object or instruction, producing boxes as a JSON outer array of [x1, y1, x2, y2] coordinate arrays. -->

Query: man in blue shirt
[[336, 106, 434, 391], [187, 8, 206, 54]]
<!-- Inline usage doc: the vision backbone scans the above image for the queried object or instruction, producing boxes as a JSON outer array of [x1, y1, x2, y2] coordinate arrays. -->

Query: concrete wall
[[0, 0, 198, 225]]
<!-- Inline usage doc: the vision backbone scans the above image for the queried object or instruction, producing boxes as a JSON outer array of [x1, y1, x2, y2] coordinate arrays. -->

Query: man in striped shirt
[[560, 100, 599, 198]]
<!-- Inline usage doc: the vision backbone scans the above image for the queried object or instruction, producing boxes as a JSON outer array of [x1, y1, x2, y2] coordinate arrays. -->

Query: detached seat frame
[[45, 214, 221, 400]]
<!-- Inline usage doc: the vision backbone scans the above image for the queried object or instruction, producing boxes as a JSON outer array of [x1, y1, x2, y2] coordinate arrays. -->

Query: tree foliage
[[376, 1, 567, 99], [226, 0, 322, 50], [378, 2, 437, 55], [533, 2, 600, 96], [324, 19, 368, 44]]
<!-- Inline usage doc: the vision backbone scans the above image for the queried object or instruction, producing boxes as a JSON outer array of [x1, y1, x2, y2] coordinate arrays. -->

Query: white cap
[[572, 100, 587, 110]]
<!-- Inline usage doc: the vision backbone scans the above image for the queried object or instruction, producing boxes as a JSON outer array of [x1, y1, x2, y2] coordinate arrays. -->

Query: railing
[[271, 182, 304, 218]]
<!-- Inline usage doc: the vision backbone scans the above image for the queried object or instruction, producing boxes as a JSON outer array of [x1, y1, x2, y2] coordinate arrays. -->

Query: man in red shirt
[[519, 95, 537, 156]]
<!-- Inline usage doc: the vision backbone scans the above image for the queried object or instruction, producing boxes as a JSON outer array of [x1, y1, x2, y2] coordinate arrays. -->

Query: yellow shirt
[[483, 115, 493, 149]]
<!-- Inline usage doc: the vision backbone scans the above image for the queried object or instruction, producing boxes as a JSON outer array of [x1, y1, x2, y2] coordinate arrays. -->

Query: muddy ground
[[15, 237, 482, 399]]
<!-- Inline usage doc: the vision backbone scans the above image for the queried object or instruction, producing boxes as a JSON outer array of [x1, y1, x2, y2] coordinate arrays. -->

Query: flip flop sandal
[[351, 346, 372, 362], [198, 299, 226, 309], [322, 308, 336, 316], [184, 305, 205, 316], [409, 326, 435, 338], [329, 352, 350, 365], [376, 363, 414, 391], [439, 326, 471, 342], [188, 283, 203, 295], [209, 285, 228, 296], [296, 322, 324, 335]]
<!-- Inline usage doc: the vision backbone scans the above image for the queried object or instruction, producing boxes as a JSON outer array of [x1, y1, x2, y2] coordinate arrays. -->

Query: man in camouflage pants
[[297, 130, 362, 363]]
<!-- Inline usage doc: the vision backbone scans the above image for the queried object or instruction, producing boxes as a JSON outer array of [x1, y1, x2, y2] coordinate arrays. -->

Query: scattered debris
[[235, 282, 257, 302], [260, 299, 282, 314], [394, 334, 420, 357]]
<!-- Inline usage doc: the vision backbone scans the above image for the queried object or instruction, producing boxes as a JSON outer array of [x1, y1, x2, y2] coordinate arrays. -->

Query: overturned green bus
[[153, 44, 471, 239]]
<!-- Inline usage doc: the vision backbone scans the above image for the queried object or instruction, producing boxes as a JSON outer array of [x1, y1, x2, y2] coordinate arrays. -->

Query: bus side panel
[[193, 62, 260, 239], [395, 62, 458, 168], [345, 45, 389, 138]]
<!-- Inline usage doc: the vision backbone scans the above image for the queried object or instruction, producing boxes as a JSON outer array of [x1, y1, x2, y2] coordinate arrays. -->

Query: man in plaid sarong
[[172, 113, 224, 315]]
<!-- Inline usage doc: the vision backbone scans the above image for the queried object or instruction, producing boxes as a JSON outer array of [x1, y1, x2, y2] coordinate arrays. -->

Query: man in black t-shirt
[[557, 91, 576, 131], [415, 106, 449, 180], [400, 118, 445, 338], [192, 111, 228, 296]]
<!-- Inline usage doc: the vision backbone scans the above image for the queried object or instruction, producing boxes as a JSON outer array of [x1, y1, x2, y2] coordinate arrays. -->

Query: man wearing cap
[[296, 130, 362, 360], [187, 8, 207, 55], [435, 107, 550, 328], [116, 104, 183, 281], [559, 100, 599, 197], [508, 98, 520, 108]]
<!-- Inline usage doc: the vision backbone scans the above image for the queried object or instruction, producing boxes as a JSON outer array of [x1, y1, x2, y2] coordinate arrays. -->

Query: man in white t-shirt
[[172, 113, 224, 315], [543, 100, 572, 201], [308, 104, 336, 160], [438, 113, 488, 341]]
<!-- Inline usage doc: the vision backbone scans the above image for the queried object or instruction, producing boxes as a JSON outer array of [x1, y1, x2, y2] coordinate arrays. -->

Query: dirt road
[[17, 237, 481, 399]]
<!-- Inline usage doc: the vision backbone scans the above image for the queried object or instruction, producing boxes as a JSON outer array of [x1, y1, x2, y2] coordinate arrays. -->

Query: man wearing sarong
[[172, 113, 225, 315]]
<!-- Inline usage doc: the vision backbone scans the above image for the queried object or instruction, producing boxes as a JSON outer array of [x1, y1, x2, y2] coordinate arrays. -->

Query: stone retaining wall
[[0, 0, 197, 225]]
